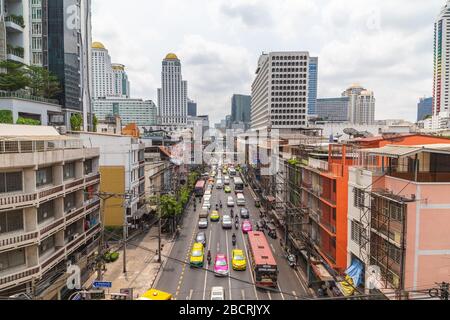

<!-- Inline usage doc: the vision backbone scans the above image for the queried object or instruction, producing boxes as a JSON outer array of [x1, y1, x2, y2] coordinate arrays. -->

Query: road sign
[[93, 281, 112, 289]]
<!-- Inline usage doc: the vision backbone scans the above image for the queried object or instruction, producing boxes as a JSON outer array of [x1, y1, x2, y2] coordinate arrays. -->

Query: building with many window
[[0, 125, 101, 299], [92, 97, 157, 127], [308, 57, 318, 115], [417, 97, 433, 122], [157, 53, 188, 126], [342, 84, 376, 125], [91, 42, 114, 99], [231, 94, 251, 129], [112, 63, 130, 98], [251, 51, 309, 130], [316, 97, 350, 122]]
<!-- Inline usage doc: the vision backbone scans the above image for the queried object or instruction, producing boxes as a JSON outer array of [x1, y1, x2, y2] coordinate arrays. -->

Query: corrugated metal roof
[[362, 144, 450, 158], [0, 124, 60, 137]]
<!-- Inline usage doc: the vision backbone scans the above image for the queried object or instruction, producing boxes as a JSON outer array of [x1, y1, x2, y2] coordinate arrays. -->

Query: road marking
[[241, 289, 245, 300], [270, 244, 276, 253], [202, 229, 212, 301], [226, 230, 232, 300], [277, 284, 285, 301], [267, 291, 272, 300], [293, 291, 298, 300], [189, 289, 193, 300], [292, 266, 309, 294], [241, 202, 259, 301]]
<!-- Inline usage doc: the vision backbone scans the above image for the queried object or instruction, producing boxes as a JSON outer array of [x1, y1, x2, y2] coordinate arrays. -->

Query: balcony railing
[[40, 217, 65, 238], [0, 193, 36, 210], [5, 15, 25, 28], [65, 207, 85, 225], [0, 266, 40, 290], [85, 173, 101, 184], [40, 248, 66, 273], [86, 224, 101, 239], [7, 45, 24, 58], [0, 136, 83, 154], [66, 234, 86, 254], [65, 178, 85, 192], [0, 231, 39, 253], [38, 185, 64, 201]]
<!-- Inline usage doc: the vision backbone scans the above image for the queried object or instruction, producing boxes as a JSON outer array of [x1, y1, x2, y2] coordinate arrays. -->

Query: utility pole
[[158, 192, 162, 263], [123, 194, 131, 274]]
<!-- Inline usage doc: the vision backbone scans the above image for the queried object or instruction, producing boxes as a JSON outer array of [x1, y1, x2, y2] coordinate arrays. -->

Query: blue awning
[[345, 259, 364, 287]]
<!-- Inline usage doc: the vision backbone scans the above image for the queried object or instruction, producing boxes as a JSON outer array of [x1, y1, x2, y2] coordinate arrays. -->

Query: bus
[[247, 232, 278, 288], [234, 177, 244, 194], [195, 180, 206, 197]]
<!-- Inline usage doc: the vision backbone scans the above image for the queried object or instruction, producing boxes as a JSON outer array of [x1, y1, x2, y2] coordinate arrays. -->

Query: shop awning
[[311, 263, 334, 282]]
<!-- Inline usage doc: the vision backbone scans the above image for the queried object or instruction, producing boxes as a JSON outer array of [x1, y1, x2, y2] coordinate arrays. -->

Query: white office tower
[[157, 53, 188, 126], [251, 52, 309, 130], [112, 63, 130, 98], [342, 84, 376, 125], [91, 41, 114, 99], [434, 1, 450, 117]]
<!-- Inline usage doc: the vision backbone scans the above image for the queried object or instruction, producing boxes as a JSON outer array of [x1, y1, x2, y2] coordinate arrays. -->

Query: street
[[156, 174, 311, 301]]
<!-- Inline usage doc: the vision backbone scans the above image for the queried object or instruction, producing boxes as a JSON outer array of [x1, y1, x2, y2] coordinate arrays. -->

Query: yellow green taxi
[[138, 289, 172, 300], [231, 249, 247, 271], [224, 186, 232, 193], [210, 210, 220, 222], [190, 243, 205, 268]]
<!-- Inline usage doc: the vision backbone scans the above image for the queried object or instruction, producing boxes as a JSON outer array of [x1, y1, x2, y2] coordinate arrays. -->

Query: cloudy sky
[[92, 0, 444, 125]]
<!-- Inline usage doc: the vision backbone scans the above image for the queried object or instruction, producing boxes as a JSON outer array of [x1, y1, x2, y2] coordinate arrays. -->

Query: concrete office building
[[251, 51, 309, 130], [308, 57, 319, 115], [157, 53, 188, 126], [92, 97, 157, 127], [0, 125, 101, 299]]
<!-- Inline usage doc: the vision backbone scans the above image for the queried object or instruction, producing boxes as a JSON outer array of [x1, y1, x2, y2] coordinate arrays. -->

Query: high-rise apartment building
[[342, 84, 375, 125], [308, 57, 318, 115], [433, 1, 450, 116], [91, 42, 113, 99], [251, 52, 309, 130], [112, 63, 130, 98], [157, 53, 188, 126]]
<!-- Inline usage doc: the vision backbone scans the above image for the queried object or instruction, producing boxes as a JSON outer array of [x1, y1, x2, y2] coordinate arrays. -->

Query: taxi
[[231, 249, 247, 271], [210, 210, 220, 222], [190, 243, 205, 268], [224, 186, 232, 193], [138, 289, 172, 300]]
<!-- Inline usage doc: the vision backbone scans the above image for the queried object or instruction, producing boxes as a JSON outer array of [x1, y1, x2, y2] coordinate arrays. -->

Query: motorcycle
[[230, 209, 234, 219], [235, 221, 239, 230], [232, 235, 237, 247], [285, 250, 296, 268], [207, 252, 212, 266]]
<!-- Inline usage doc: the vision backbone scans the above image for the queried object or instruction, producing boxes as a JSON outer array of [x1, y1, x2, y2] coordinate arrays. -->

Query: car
[[211, 287, 225, 300], [224, 186, 232, 193], [236, 193, 246, 206], [210, 211, 220, 222], [227, 196, 235, 207], [214, 254, 229, 277], [199, 209, 209, 219], [216, 179, 224, 189], [231, 249, 247, 271], [222, 215, 233, 229], [224, 176, 230, 185], [196, 232, 207, 247], [190, 243, 205, 268], [242, 220, 253, 234], [198, 218, 209, 229], [240, 208, 250, 219]]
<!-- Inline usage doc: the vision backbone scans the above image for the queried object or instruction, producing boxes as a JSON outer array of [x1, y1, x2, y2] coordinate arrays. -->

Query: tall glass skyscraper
[[417, 97, 433, 122], [308, 57, 319, 115], [231, 94, 251, 127]]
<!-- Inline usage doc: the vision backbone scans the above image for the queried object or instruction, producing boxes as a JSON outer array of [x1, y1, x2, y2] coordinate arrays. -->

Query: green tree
[[0, 60, 29, 92], [93, 114, 98, 132], [0, 110, 13, 124], [16, 117, 41, 126], [70, 114, 83, 131], [25, 65, 61, 98]]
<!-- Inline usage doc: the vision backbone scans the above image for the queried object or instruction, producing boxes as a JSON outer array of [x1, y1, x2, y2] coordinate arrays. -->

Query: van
[[236, 193, 246, 206]]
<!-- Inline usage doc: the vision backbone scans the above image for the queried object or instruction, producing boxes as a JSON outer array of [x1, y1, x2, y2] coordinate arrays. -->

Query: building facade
[[157, 53, 188, 126], [433, 1, 450, 116], [251, 52, 309, 130], [342, 84, 375, 125], [92, 97, 157, 127], [91, 42, 113, 99], [187, 99, 197, 117], [308, 57, 318, 115], [0, 125, 101, 299], [316, 97, 350, 122], [231, 94, 251, 128], [112, 63, 130, 98], [417, 97, 433, 122]]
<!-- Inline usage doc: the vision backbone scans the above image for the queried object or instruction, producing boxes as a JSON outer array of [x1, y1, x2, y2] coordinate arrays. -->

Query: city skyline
[[92, 0, 443, 125]]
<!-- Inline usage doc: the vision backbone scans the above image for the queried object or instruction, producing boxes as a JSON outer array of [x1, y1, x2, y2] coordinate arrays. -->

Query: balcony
[[85, 199, 100, 215], [86, 224, 101, 240], [0, 266, 40, 291], [66, 234, 86, 255], [65, 178, 85, 193], [38, 185, 64, 202], [0, 231, 39, 253], [40, 248, 66, 274], [0, 192, 37, 211], [6, 45, 24, 63], [85, 173, 100, 186], [65, 207, 85, 225], [5, 15, 25, 32], [40, 217, 65, 239]]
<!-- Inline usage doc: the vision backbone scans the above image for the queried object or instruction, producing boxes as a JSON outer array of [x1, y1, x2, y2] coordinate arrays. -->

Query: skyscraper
[[112, 63, 130, 98], [91, 42, 114, 99], [433, 1, 450, 116], [231, 94, 251, 127], [316, 97, 350, 122], [251, 52, 309, 130], [188, 99, 197, 117], [417, 97, 433, 122], [342, 84, 376, 125], [157, 53, 188, 126], [46, 0, 93, 130], [308, 57, 318, 115]]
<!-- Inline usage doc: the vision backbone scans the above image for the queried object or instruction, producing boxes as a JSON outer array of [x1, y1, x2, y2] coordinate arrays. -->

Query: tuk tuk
[[138, 289, 172, 300], [267, 224, 277, 239]]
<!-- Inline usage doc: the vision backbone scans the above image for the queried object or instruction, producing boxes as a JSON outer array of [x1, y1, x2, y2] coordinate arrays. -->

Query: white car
[[216, 179, 224, 189], [224, 176, 230, 185], [227, 196, 235, 207], [211, 287, 225, 300]]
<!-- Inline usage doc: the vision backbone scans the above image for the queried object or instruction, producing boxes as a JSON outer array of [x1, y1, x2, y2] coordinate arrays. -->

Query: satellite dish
[[343, 128, 359, 137]]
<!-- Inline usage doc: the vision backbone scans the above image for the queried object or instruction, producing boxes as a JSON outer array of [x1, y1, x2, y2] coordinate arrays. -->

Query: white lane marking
[[270, 244, 276, 253], [277, 284, 285, 301], [226, 230, 232, 300], [293, 266, 309, 294], [293, 291, 298, 300], [242, 226, 259, 301], [267, 291, 272, 300], [189, 289, 193, 300], [202, 229, 212, 301], [241, 290, 245, 300]]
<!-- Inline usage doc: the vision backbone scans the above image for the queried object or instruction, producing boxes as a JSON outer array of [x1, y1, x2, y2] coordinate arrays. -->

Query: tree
[[93, 114, 98, 132], [25, 65, 61, 98], [0, 60, 29, 92], [16, 117, 41, 126], [0, 110, 13, 124], [70, 114, 83, 131]]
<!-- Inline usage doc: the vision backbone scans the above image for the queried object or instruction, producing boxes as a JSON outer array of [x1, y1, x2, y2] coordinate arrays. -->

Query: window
[[0, 249, 26, 272], [0, 210, 24, 235], [351, 220, 364, 246], [0, 172, 22, 193], [388, 244, 402, 264], [64, 162, 75, 180], [36, 167, 53, 187], [39, 236, 55, 256], [64, 193, 76, 212], [38, 201, 54, 224], [84, 159, 93, 175], [390, 203, 404, 221], [354, 188, 365, 209]]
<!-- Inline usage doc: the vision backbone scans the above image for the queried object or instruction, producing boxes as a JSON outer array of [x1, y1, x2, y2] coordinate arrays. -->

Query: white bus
[[234, 177, 244, 194]]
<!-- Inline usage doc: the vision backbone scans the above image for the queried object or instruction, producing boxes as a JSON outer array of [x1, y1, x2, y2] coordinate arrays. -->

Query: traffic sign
[[93, 281, 112, 289]]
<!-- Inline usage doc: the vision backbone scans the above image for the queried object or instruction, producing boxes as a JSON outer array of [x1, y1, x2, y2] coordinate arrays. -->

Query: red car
[[242, 220, 253, 234]]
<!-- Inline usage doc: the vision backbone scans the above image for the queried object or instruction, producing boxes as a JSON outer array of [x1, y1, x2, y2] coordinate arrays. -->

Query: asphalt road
[[156, 175, 311, 301]]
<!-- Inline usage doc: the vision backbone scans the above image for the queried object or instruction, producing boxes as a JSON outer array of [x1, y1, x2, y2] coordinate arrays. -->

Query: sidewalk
[[83, 226, 176, 300]]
